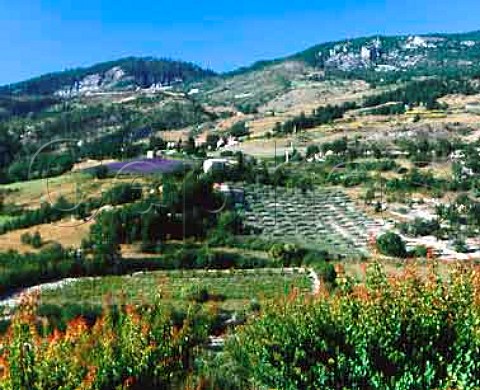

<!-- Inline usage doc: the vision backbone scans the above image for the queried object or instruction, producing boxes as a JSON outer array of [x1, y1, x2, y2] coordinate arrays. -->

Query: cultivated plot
[[244, 184, 380, 257], [38, 269, 311, 311]]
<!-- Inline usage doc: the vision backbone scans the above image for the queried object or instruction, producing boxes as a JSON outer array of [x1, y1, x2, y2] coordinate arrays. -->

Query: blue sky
[[1, 0, 480, 85]]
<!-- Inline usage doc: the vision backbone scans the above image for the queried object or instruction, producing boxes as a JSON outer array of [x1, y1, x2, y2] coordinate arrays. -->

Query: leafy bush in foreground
[[0, 295, 209, 390], [226, 262, 480, 390]]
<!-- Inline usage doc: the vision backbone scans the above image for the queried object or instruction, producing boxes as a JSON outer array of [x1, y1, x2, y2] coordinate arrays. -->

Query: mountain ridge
[[0, 57, 216, 97], [4, 29, 480, 98], [2, 29, 480, 119], [229, 29, 480, 80]]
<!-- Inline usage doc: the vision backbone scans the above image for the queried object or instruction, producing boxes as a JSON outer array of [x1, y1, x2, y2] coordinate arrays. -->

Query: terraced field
[[244, 184, 381, 257], [38, 269, 311, 311]]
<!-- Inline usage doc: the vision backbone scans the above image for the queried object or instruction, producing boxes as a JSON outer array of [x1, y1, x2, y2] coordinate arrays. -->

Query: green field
[[0, 172, 87, 191], [0, 172, 95, 206], [39, 269, 311, 310]]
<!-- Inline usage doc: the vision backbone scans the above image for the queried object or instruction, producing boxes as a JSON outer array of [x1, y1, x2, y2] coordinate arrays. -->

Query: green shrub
[[376, 231, 407, 258], [413, 245, 428, 258], [228, 262, 480, 390], [268, 243, 305, 267], [453, 237, 469, 253], [316, 262, 337, 285], [188, 287, 211, 303], [93, 165, 109, 179]]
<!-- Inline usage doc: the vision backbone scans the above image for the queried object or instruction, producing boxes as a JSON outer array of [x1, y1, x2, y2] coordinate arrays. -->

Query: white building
[[203, 158, 234, 174], [361, 46, 372, 61]]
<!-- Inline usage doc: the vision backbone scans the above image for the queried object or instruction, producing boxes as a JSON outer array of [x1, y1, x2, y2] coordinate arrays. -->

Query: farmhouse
[[203, 158, 236, 174]]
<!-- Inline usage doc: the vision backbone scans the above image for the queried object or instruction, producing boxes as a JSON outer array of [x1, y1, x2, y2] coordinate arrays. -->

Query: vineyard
[[37, 269, 312, 310], [244, 184, 379, 257]]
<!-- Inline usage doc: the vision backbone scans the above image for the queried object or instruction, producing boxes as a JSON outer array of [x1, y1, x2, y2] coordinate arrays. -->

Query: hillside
[[182, 30, 480, 116], [241, 30, 480, 82], [3, 30, 480, 117], [0, 57, 215, 97], [3, 30, 480, 180]]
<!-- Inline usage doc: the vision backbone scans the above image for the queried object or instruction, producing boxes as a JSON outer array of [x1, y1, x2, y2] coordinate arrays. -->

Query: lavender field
[[106, 158, 187, 175]]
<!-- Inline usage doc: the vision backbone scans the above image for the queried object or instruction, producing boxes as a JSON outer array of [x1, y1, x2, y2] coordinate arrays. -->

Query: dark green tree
[[376, 231, 407, 258]]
